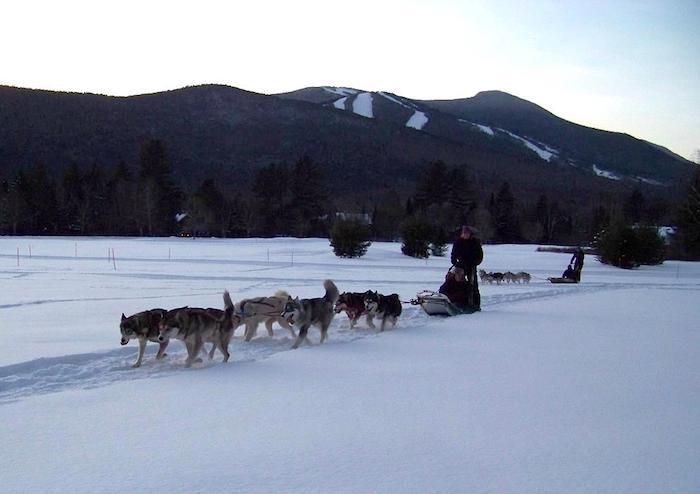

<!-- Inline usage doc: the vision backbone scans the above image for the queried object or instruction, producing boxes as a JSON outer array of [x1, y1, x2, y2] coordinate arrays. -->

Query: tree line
[[1, 140, 698, 259]]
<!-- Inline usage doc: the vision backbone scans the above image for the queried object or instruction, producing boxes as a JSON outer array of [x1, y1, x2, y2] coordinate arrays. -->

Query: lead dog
[[282, 280, 339, 349], [335, 292, 375, 329], [120, 308, 169, 368], [158, 292, 235, 367], [236, 290, 295, 342], [364, 291, 402, 331]]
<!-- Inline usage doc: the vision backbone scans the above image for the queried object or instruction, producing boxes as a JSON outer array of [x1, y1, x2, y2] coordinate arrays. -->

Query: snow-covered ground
[[1, 237, 698, 493]]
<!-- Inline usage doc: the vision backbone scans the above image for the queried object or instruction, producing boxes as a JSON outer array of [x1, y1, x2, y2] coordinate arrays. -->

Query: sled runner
[[547, 277, 578, 284], [411, 291, 478, 316]]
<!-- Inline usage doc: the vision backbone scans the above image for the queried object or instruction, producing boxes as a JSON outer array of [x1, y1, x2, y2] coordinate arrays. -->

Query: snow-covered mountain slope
[[278, 87, 692, 186]]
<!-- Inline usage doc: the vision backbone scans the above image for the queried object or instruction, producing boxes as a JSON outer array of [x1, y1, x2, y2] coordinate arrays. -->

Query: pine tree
[[252, 163, 289, 236], [288, 156, 328, 237], [330, 218, 372, 258], [623, 189, 645, 224], [414, 161, 449, 211], [492, 182, 521, 243], [137, 140, 180, 236], [677, 167, 700, 258]]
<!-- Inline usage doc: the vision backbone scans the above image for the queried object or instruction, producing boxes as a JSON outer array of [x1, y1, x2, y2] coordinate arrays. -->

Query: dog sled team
[[120, 280, 402, 368], [120, 225, 585, 367], [479, 270, 531, 285]]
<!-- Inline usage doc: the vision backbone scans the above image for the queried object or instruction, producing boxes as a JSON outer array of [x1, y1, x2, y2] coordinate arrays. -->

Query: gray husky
[[236, 290, 296, 341], [158, 292, 235, 367], [282, 280, 339, 349], [120, 308, 169, 368]]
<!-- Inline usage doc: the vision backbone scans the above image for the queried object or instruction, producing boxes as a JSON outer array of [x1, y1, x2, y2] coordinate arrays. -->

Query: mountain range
[[0, 84, 694, 206]]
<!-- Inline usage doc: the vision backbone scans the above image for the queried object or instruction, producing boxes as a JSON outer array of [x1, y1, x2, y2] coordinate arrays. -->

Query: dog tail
[[323, 280, 340, 304], [274, 290, 289, 299], [222, 290, 235, 327]]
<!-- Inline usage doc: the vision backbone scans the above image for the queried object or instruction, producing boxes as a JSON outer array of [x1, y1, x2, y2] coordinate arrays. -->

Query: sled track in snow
[[1, 281, 696, 404]]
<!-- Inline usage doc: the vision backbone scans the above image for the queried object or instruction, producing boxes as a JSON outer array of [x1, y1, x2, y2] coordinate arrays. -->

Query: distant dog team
[[479, 269, 531, 284]]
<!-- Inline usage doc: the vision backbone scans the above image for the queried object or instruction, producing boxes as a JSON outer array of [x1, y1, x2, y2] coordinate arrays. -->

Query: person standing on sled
[[450, 225, 483, 311], [570, 247, 585, 282]]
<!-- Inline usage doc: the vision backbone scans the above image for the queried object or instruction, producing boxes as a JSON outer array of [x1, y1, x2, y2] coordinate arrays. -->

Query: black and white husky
[[120, 308, 169, 368], [158, 292, 235, 367], [364, 291, 402, 331], [282, 280, 339, 349]]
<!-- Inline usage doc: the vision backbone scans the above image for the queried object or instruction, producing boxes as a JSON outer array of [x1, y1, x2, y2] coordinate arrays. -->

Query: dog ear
[[121, 313, 126, 321]]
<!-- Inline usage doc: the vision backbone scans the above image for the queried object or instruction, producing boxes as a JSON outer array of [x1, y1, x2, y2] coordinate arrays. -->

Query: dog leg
[[265, 318, 275, 337], [291, 324, 310, 349], [244, 320, 259, 342], [218, 333, 230, 362], [277, 317, 296, 338], [187, 337, 204, 367], [379, 315, 387, 332], [366, 313, 376, 329], [185, 338, 204, 367], [155, 339, 169, 360], [133, 338, 147, 368]]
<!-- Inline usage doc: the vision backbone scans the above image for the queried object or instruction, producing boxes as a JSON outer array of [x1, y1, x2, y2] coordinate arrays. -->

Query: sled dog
[[120, 308, 168, 368], [158, 291, 235, 367], [364, 291, 402, 332], [515, 271, 531, 283], [479, 269, 495, 284], [282, 280, 339, 349], [236, 291, 295, 341], [335, 292, 375, 329]]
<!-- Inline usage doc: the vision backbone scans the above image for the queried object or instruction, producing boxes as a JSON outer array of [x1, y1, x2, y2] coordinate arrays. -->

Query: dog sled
[[411, 291, 477, 317], [547, 277, 578, 284]]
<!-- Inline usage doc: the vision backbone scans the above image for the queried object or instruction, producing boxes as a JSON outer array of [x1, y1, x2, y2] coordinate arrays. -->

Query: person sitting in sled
[[562, 264, 577, 281], [439, 266, 471, 308]]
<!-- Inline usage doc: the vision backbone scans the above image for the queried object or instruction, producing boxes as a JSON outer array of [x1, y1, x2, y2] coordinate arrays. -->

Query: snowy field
[[1, 236, 699, 493]]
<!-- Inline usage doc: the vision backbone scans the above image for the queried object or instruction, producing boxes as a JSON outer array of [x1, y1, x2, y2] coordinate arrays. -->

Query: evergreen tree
[[623, 189, 645, 224], [400, 215, 432, 258], [288, 156, 328, 237], [596, 223, 665, 268], [446, 165, 476, 225], [414, 161, 449, 210], [330, 217, 372, 258], [492, 182, 521, 243], [137, 140, 180, 235], [252, 163, 289, 236], [677, 167, 700, 258], [106, 161, 138, 235]]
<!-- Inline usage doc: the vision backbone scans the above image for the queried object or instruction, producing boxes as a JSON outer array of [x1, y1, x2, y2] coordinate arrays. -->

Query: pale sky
[[2, 0, 698, 160]]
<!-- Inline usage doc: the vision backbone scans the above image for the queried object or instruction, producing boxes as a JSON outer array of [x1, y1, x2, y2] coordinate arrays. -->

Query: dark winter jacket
[[439, 275, 471, 308], [450, 237, 484, 270], [570, 249, 585, 271]]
